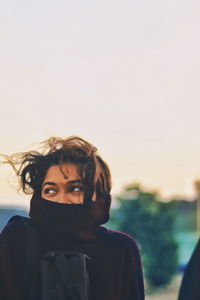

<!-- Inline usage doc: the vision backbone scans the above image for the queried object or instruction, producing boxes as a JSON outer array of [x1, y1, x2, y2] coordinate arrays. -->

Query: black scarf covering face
[[29, 193, 111, 247]]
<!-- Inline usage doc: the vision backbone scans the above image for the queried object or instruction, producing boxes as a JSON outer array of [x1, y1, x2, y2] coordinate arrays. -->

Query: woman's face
[[41, 163, 96, 204], [41, 163, 84, 204]]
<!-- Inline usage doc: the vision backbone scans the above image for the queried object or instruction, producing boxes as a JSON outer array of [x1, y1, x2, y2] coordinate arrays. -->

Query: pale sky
[[1, 0, 200, 208]]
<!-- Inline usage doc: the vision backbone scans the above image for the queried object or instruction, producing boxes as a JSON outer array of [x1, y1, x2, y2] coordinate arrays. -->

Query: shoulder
[[99, 227, 143, 282], [99, 226, 141, 256], [0, 216, 31, 297], [185, 237, 200, 269], [0, 216, 28, 248]]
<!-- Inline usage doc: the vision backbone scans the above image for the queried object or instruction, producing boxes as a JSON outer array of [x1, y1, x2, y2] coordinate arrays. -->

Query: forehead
[[43, 163, 80, 182]]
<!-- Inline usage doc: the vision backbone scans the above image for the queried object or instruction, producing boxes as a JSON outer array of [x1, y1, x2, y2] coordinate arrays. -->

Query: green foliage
[[109, 183, 178, 289], [169, 199, 196, 232]]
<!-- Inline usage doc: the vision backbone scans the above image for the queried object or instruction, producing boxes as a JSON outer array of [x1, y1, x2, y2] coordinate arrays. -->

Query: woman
[[0, 136, 144, 300]]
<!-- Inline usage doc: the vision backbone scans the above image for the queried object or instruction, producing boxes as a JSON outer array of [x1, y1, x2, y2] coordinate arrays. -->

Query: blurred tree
[[169, 199, 196, 232], [109, 183, 178, 289]]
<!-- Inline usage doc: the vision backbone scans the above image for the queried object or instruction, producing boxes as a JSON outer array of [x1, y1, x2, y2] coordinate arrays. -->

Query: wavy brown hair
[[1, 136, 111, 202]]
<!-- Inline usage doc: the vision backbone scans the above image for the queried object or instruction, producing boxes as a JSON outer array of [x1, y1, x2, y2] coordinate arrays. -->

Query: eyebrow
[[42, 179, 83, 188]]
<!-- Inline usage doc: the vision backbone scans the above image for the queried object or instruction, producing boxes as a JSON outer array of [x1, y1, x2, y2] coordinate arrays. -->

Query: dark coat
[[0, 218, 145, 300]]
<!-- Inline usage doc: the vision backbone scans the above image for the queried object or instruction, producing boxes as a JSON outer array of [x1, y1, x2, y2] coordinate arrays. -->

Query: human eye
[[43, 187, 57, 195], [69, 185, 84, 193], [73, 186, 82, 192]]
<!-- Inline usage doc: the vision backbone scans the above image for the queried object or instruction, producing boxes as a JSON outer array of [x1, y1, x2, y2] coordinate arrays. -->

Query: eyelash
[[43, 188, 57, 195], [43, 186, 84, 195], [68, 186, 84, 193]]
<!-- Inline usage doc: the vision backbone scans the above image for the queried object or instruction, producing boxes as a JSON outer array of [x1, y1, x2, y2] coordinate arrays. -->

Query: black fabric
[[9, 216, 90, 300], [0, 193, 145, 300], [29, 193, 111, 246], [178, 238, 200, 300], [8, 216, 42, 300], [41, 251, 90, 300], [9, 216, 89, 300]]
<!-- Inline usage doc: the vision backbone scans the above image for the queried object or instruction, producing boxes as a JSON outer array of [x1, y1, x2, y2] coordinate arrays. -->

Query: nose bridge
[[57, 190, 68, 203]]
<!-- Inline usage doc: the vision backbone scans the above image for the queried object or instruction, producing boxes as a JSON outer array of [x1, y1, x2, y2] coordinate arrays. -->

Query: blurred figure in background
[[178, 238, 200, 300], [178, 180, 200, 300]]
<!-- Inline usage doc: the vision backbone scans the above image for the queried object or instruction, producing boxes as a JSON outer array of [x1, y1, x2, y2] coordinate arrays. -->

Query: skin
[[41, 163, 96, 204]]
